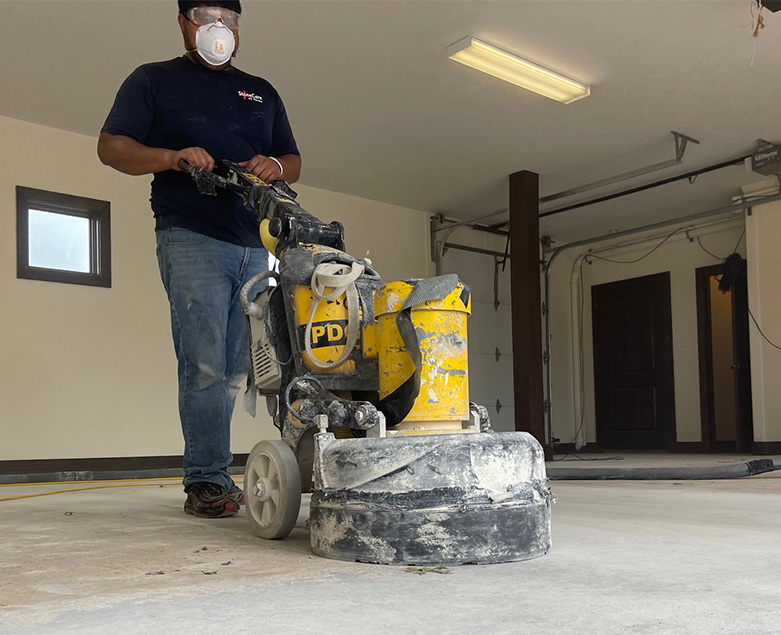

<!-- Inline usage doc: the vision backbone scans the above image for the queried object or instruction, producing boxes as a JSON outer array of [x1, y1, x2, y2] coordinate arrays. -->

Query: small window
[[16, 186, 111, 288]]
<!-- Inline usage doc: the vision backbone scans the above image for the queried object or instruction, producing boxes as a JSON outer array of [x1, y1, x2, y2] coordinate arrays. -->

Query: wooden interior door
[[695, 264, 753, 452], [592, 272, 676, 450]]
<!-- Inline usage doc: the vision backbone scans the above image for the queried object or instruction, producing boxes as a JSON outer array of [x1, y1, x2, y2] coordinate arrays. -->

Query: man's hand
[[98, 133, 212, 176], [172, 147, 215, 172], [239, 155, 283, 183]]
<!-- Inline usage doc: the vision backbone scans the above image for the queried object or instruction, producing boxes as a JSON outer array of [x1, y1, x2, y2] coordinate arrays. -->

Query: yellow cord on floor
[[0, 477, 244, 502], [0, 476, 183, 488]]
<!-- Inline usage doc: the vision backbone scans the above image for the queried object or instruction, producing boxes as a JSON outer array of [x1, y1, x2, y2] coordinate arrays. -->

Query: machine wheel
[[245, 440, 302, 539]]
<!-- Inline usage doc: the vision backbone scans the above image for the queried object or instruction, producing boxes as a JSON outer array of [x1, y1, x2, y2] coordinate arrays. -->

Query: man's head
[[178, 1, 242, 70]]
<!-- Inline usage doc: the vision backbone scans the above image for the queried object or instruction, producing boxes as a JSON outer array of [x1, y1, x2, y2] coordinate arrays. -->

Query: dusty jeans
[[156, 227, 269, 491]]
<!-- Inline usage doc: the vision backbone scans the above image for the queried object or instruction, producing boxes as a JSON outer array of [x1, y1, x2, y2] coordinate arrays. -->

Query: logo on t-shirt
[[238, 90, 263, 103]]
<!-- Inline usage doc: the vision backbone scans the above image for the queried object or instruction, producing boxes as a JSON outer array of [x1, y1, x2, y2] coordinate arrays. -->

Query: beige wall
[[547, 219, 747, 446], [746, 199, 781, 443], [426, 215, 767, 447], [0, 115, 432, 461]]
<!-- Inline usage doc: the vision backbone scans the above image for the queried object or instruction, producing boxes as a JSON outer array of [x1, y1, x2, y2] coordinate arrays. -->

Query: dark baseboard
[[752, 442, 781, 455], [556, 442, 712, 454], [669, 442, 709, 453], [0, 454, 249, 477], [552, 443, 600, 454]]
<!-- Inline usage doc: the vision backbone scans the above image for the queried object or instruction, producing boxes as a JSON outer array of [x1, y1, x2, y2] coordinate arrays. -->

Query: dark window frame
[[16, 186, 111, 288]]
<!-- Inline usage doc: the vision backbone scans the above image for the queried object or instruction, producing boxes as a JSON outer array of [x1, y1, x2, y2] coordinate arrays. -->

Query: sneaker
[[228, 483, 245, 506], [184, 482, 240, 518]]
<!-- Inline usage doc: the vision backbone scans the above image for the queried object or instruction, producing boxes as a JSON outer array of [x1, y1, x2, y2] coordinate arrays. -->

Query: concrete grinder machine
[[185, 161, 553, 565]]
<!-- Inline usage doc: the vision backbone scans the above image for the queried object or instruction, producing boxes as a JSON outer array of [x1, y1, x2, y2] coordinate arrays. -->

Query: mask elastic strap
[[184, 17, 198, 56], [184, 15, 201, 54]]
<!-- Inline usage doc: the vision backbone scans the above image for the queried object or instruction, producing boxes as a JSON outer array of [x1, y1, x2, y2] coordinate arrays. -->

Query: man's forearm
[[97, 132, 176, 176], [277, 154, 302, 184], [98, 133, 299, 182]]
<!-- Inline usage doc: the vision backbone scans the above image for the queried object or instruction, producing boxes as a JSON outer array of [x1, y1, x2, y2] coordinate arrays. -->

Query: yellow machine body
[[374, 280, 472, 434], [292, 285, 356, 374]]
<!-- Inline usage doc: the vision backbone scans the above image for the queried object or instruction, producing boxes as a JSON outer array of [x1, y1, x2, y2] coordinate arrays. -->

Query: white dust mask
[[194, 21, 235, 66]]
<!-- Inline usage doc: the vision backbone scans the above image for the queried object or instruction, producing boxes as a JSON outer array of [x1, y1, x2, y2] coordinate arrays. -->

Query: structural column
[[508, 170, 549, 458]]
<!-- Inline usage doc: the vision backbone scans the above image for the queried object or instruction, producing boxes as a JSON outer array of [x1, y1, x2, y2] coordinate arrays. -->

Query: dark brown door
[[695, 264, 753, 452], [592, 272, 676, 450]]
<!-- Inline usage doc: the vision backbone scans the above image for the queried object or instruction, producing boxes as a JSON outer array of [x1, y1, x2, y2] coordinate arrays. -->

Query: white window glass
[[28, 209, 90, 273]]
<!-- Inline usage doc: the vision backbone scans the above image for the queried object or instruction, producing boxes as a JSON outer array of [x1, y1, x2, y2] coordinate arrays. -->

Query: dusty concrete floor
[[1, 457, 780, 634]]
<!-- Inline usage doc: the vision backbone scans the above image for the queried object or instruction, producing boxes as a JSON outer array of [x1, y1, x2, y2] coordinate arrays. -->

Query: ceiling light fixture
[[447, 36, 590, 104]]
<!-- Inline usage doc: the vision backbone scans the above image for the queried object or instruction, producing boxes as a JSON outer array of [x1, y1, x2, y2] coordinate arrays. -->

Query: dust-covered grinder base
[[308, 431, 553, 565]]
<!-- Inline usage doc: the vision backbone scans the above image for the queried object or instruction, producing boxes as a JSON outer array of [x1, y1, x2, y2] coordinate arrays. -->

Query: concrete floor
[[1, 456, 780, 634]]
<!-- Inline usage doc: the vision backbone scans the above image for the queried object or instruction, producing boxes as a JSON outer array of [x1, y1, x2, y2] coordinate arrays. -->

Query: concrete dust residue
[[0, 486, 383, 630]]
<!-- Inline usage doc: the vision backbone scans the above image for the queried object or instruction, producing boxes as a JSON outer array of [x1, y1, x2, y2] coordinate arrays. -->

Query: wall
[[547, 220, 747, 447], [424, 202, 781, 451], [746, 198, 781, 443], [0, 115, 432, 461], [439, 218, 750, 446]]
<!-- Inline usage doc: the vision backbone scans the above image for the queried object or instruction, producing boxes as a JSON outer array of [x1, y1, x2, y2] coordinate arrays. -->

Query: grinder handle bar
[[180, 159, 345, 255]]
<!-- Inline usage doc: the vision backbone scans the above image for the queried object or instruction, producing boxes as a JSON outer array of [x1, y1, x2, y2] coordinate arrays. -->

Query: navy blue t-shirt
[[101, 56, 299, 247]]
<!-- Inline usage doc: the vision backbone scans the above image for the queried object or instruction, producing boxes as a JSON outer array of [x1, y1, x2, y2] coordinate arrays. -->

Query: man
[[97, 0, 301, 518]]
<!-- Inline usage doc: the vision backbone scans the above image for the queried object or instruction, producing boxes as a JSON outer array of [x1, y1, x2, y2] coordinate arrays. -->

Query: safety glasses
[[188, 6, 240, 30]]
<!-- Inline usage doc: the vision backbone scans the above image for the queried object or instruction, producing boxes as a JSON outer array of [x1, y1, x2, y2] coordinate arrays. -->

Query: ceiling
[[2, 0, 779, 243]]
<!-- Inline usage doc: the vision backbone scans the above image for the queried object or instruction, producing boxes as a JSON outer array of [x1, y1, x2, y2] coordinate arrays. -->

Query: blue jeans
[[155, 228, 269, 491]]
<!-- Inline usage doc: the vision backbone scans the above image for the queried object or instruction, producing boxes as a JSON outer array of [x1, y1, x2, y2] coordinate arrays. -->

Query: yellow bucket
[[374, 279, 471, 432]]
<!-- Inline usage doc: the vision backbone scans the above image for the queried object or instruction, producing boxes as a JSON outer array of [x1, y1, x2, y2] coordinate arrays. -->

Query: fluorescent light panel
[[448, 36, 590, 104]]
